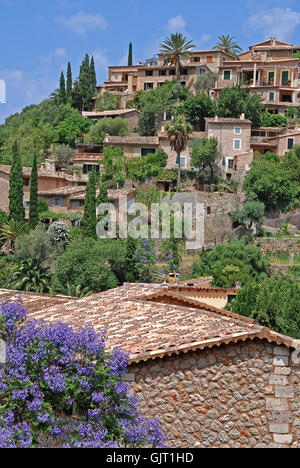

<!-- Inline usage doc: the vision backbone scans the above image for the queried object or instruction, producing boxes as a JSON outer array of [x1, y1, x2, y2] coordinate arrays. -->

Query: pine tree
[[9, 141, 25, 222], [29, 153, 39, 230], [125, 236, 137, 282], [66, 62, 73, 102], [90, 56, 97, 92], [128, 42, 133, 66], [59, 71, 66, 104], [82, 169, 97, 239]]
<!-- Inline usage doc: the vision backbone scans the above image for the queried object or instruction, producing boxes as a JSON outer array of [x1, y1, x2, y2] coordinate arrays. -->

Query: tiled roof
[[39, 186, 85, 196], [104, 134, 159, 145], [177, 277, 213, 287], [82, 109, 140, 118], [0, 289, 75, 313], [2, 283, 297, 363], [206, 117, 252, 124]]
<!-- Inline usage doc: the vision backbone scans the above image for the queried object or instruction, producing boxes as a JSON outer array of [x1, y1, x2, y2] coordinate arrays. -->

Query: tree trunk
[[177, 153, 181, 190]]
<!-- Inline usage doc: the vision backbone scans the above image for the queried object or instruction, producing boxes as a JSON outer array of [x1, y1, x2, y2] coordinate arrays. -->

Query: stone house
[[214, 38, 300, 116], [1, 283, 299, 449], [82, 109, 141, 133], [205, 116, 253, 182]]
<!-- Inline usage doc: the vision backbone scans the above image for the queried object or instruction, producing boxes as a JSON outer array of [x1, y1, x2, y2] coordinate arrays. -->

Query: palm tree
[[11, 258, 51, 293], [0, 219, 28, 251], [166, 114, 193, 188], [160, 33, 195, 80], [213, 35, 242, 57]]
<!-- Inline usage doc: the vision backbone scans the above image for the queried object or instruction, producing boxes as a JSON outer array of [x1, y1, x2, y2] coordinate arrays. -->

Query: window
[[181, 68, 188, 76], [287, 138, 294, 150], [233, 139, 241, 150], [234, 127, 241, 135], [176, 155, 186, 168], [224, 70, 231, 80], [206, 56, 213, 63], [83, 164, 100, 174], [266, 51, 271, 57], [207, 207, 211, 215], [144, 82, 154, 90], [159, 70, 166, 76], [181, 82, 186, 87], [228, 159, 234, 169], [74, 200, 84, 208], [145, 70, 153, 77], [169, 69, 175, 76], [24, 178, 30, 186], [281, 71, 289, 86], [268, 72, 274, 84], [269, 91, 275, 101], [141, 148, 156, 157]]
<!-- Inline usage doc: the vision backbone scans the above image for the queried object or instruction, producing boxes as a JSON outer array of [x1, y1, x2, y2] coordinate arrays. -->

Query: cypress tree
[[79, 54, 91, 110], [90, 56, 97, 92], [125, 236, 137, 282], [128, 42, 133, 66], [97, 182, 109, 206], [66, 62, 73, 102], [9, 141, 25, 222], [59, 71, 66, 104], [29, 153, 39, 230], [82, 168, 97, 239]]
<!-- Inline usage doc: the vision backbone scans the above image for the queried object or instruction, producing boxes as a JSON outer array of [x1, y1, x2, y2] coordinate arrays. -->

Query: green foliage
[[260, 111, 287, 128], [8, 142, 25, 222], [10, 258, 51, 293], [230, 201, 265, 235], [51, 238, 119, 293], [166, 114, 193, 186], [217, 85, 264, 127], [190, 137, 220, 184], [85, 117, 128, 144], [125, 236, 138, 282], [177, 92, 216, 131], [136, 186, 161, 209], [213, 34, 242, 56], [95, 93, 120, 112], [192, 240, 269, 288], [82, 169, 97, 239], [230, 276, 300, 338], [29, 153, 39, 230], [283, 145, 300, 182], [159, 33, 195, 77], [58, 71, 66, 105], [66, 62, 73, 102], [194, 72, 218, 95], [101, 146, 126, 188], [128, 42, 133, 66], [52, 144, 75, 169], [55, 114, 91, 146], [243, 153, 300, 212], [54, 283, 93, 298], [157, 169, 177, 182]]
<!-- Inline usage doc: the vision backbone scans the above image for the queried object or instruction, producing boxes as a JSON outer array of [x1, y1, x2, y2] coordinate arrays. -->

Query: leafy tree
[[28, 153, 39, 230], [52, 144, 75, 169], [230, 201, 265, 236], [125, 236, 138, 283], [230, 276, 300, 338], [137, 106, 161, 136], [260, 111, 287, 128], [217, 85, 264, 126], [55, 114, 91, 146], [283, 145, 300, 182], [243, 153, 300, 212], [66, 62, 73, 102], [166, 114, 193, 187], [177, 92, 216, 131], [8, 142, 25, 222], [160, 33, 195, 80], [48, 221, 69, 246], [85, 117, 128, 144], [190, 137, 220, 185], [51, 238, 119, 293], [192, 240, 269, 288], [95, 92, 120, 112], [128, 42, 133, 66], [194, 72, 218, 95], [213, 34, 242, 56], [58, 71, 66, 105], [82, 169, 97, 239], [101, 146, 126, 187]]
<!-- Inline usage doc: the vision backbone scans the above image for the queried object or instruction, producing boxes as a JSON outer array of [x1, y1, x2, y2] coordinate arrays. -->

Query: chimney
[[215, 116, 218, 122], [240, 113, 245, 120]]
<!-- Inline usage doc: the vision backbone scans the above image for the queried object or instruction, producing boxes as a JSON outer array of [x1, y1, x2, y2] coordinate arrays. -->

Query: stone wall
[[255, 238, 300, 256], [128, 339, 300, 448]]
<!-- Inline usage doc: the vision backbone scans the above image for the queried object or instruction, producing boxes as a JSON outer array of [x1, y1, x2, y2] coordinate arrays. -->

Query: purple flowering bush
[[0, 300, 166, 448], [134, 239, 161, 283]]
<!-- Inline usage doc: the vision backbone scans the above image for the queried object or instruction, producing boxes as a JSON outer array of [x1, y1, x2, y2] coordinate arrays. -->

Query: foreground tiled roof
[[1, 284, 298, 363], [0, 289, 75, 313]]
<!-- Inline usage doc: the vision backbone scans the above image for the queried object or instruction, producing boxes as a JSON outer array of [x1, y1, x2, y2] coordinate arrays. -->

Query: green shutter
[[224, 71, 231, 80], [282, 71, 289, 86], [269, 92, 274, 101], [268, 72, 274, 84]]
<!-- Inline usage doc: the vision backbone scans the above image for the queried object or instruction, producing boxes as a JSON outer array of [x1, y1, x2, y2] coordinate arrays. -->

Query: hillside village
[[0, 33, 300, 449]]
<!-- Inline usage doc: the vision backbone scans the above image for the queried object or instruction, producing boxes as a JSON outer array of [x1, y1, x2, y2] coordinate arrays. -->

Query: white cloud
[[57, 11, 107, 36], [166, 15, 186, 32], [54, 47, 66, 57], [247, 7, 300, 41]]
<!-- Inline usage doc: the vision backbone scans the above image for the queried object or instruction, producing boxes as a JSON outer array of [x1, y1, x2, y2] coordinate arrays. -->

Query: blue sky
[[1, 0, 300, 123]]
